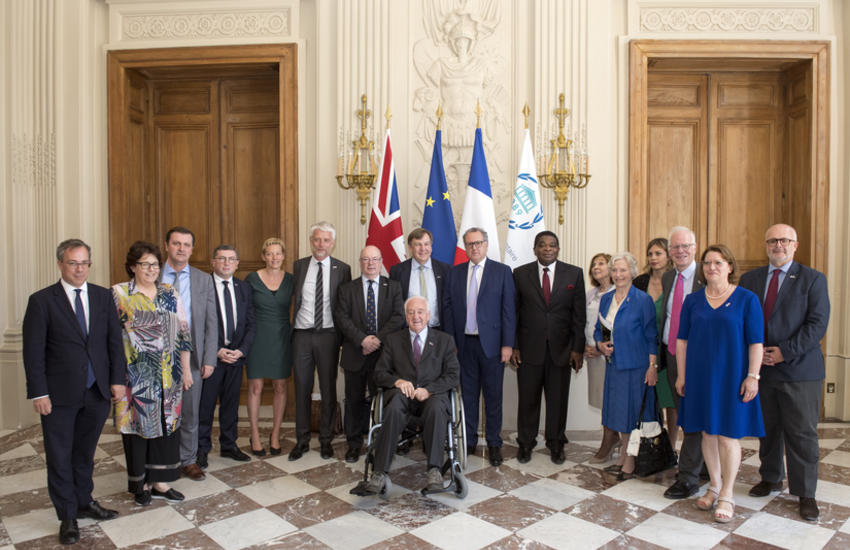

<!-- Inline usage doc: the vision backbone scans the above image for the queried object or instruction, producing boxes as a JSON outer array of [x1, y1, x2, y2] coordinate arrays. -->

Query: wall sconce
[[337, 94, 377, 224]]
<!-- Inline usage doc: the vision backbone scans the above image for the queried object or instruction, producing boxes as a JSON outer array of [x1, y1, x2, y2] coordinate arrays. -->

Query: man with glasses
[[739, 224, 829, 521], [661, 226, 706, 500], [334, 245, 404, 462], [23, 239, 126, 545], [198, 245, 257, 468], [161, 227, 218, 480], [443, 228, 516, 466]]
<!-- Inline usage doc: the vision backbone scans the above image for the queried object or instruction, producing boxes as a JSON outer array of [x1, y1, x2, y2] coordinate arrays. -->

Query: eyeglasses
[[766, 238, 795, 246], [214, 256, 239, 263], [669, 243, 695, 251], [136, 262, 160, 270], [65, 261, 91, 268], [464, 240, 487, 249], [359, 257, 382, 263]]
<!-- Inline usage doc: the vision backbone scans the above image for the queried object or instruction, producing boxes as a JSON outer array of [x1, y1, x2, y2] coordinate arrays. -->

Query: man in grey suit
[[739, 223, 829, 521], [161, 227, 219, 481], [661, 226, 706, 500]]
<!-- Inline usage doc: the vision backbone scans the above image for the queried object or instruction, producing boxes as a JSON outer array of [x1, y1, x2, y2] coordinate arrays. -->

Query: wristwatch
[[747, 372, 760, 380]]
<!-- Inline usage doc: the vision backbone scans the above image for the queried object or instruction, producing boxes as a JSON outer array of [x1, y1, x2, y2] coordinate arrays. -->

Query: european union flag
[[422, 129, 457, 265]]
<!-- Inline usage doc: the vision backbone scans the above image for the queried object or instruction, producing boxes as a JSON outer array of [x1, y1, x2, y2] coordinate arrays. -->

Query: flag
[[366, 129, 406, 272], [504, 129, 545, 269], [455, 127, 500, 264], [421, 129, 457, 265]]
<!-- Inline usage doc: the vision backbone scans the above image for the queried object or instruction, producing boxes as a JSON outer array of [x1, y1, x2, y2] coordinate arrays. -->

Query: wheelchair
[[358, 386, 468, 499]]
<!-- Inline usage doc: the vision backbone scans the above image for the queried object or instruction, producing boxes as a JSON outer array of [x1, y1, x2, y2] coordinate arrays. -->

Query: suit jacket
[[658, 266, 704, 369], [161, 265, 218, 370], [293, 256, 352, 339], [22, 281, 126, 406], [389, 257, 450, 324], [374, 328, 459, 398], [212, 275, 257, 368], [739, 262, 829, 382], [513, 260, 586, 366], [334, 276, 404, 371], [443, 259, 516, 359], [594, 285, 657, 370]]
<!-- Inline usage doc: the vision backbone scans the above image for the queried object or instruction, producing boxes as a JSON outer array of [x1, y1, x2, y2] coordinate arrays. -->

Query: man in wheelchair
[[354, 296, 460, 496]]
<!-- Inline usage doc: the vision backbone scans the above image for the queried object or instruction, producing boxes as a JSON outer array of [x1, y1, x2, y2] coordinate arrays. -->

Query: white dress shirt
[[213, 273, 238, 345], [295, 256, 333, 329]]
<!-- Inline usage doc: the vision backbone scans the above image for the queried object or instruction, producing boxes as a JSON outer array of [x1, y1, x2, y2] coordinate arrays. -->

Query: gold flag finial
[[522, 103, 530, 129], [475, 99, 482, 128], [384, 106, 392, 129], [436, 104, 443, 131]]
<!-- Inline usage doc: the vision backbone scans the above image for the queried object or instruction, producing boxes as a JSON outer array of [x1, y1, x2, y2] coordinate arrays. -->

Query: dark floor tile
[[267, 491, 353, 529]]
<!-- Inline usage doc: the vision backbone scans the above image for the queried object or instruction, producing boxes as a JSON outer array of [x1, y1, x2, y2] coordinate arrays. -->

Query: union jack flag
[[366, 129, 406, 272]]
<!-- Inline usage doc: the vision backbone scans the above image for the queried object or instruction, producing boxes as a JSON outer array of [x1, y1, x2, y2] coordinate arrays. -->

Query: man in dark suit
[[198, 245, 257, 469], [739, 223, 829, 521], [443, 227, 516, 466], [334, 245, 404, 463], [22, 239, 126, 545], [289, 222, 352, 461], [661, 226, 706, 500], [389, 228, 450, 330], [161, 227, 219, 480], [355, 296, 460, 495], [511, 231, 586, 464]]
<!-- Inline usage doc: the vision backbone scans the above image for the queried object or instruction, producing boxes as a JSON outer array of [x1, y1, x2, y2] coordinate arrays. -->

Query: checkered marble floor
[[1, 409, 849, 549]]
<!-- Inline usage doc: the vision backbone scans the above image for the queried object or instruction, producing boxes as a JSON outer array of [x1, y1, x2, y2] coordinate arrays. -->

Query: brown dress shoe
[[181, 463, 206, 481]]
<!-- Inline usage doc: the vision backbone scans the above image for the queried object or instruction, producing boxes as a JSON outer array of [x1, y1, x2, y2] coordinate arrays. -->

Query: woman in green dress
[[244, 237, 293, 456], [632, 237, 678, 451]]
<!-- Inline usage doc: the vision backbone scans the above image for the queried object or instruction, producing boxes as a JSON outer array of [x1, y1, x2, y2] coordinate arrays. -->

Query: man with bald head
[[739, 224, 829, 521], [334, 245, 404, 463]]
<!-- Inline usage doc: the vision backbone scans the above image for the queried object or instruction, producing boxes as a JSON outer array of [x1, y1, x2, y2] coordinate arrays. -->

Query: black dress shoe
[[345, 446, 361, 463], [664, 479, 699, 499], [617, 470, 635, 481], [799, 497, 819, 521], [289, 441, 309, 461], [77, 500, 119, 520], [134, 490, 152, 506], [151, 487, 185, 503], [197, 450, 209, 469], [59, 519, 79, 545], [517, 446, 532, 464], [320, 442, 334, 459], [221, 447, 251, 462], [549, 446, 566, 465], [488, 446, 503, 467], [749, 480, 783, 497]]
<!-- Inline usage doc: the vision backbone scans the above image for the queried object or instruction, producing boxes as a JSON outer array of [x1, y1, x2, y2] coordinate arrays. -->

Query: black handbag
[[631, 385, 677, 477]]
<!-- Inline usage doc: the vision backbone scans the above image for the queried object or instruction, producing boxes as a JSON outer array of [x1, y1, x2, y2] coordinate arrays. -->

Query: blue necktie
[[74, 289, 96, 388], [223, 280, 235, 344]]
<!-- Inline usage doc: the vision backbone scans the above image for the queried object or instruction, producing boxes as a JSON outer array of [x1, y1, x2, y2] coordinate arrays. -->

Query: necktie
[[366, 280, 377, 335], [542, 267, 551, 306], [314, 262, 323, 329], [465, 264, 480, 334], [413, 333, 422, 365], [222, 280, 235, 344], [419, 265, 428, 300], [763, 269, 781, 340], [667, 273, 685, 355], [74, 289, 96, 388], [170, 271, 181, 297]]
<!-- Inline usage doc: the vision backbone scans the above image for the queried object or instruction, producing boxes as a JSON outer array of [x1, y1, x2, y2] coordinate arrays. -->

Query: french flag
[[455, 127, 500, 264], [366, 129, 406, 272]]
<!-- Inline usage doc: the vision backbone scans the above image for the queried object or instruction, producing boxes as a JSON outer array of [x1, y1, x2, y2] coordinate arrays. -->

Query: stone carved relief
[[640, 7, 815, 33], [412, 0, 510, 223], [122, 11, 291, 41]]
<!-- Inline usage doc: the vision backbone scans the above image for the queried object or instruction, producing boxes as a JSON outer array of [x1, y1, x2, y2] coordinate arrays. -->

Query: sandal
[[603, 464, 623, 474], [695, 487, 719, 510], [714, 497, 735, 523]]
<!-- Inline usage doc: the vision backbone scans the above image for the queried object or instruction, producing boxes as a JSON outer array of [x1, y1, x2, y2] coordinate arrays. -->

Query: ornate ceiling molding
[[121, 10, 291, 41], [639, 6, 816, 33]]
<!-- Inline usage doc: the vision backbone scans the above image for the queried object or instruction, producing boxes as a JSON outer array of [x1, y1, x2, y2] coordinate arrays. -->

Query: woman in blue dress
[[675, 244, 764, 523], [594, 252, 658, 480]]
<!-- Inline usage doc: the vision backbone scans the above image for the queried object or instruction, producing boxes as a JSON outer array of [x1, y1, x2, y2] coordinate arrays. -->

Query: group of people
[[22, 219, 829, 546]]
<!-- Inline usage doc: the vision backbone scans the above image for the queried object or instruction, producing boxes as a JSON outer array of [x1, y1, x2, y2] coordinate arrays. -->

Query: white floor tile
[[171, 473, 232, 500], [821, 450, 850, 468], [818, 438, 846, 450], [734, 511, 835, 550], [97, 433, 123, 444], [201, 508, 297, 550], [601, 477, 678, 511], [505, 456, 576, 477], [0, 468, 47, 497], [518, 512, 619, 550], [100, 505, 194, 547], [426, 479, 502, 511], [0, 443, 37, 461], [509, 478, 595, 511], [237, 475, 319, 506], [91, 471, 129, 498], [816, 479, 850, 508], [840, 516, 850, 534], [2, 507, 58, 543], [739, 438, 761, 451], [731, 481, 781, 511], [413, 512, 511, 550], [324, 480, 412, 509], [304, 510, 403, 550], [627, 512, 727, 549]]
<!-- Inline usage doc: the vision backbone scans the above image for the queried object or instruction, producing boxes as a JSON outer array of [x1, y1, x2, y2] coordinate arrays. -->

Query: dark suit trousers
[[665, 349, 703, 484], [517, 343, 570, 449], [461, 335, 504, 448], [41, 386, 110, 520], [198, 364, 244, 453], [343, 359, 378, 448], [374, 391, 450, 473], [758, 379, 821, 498], [293, 329, 340, 445]]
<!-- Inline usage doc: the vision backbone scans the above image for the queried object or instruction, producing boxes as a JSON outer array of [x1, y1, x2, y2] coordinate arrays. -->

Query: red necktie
[[667, 273, 684, 356], [542, 267, 551, 306], [763, 269, 780, 340]]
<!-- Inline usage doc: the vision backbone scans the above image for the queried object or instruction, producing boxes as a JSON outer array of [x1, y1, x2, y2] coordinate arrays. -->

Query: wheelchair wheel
[[454, 389, 467, 470], [452, 463, 468, 499]]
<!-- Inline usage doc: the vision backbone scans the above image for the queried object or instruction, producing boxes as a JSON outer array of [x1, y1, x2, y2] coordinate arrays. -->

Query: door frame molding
[[628, 40, 829, 275], [106, 44, 298, 283]]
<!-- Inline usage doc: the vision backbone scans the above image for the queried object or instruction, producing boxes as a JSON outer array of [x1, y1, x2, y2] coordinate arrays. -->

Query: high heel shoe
[[589, 445, 616, 464], [603, 464, 622, 474], [250, 436, 266, 457], [616, 469, 634, 481], [269, 434, 281, 456]]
